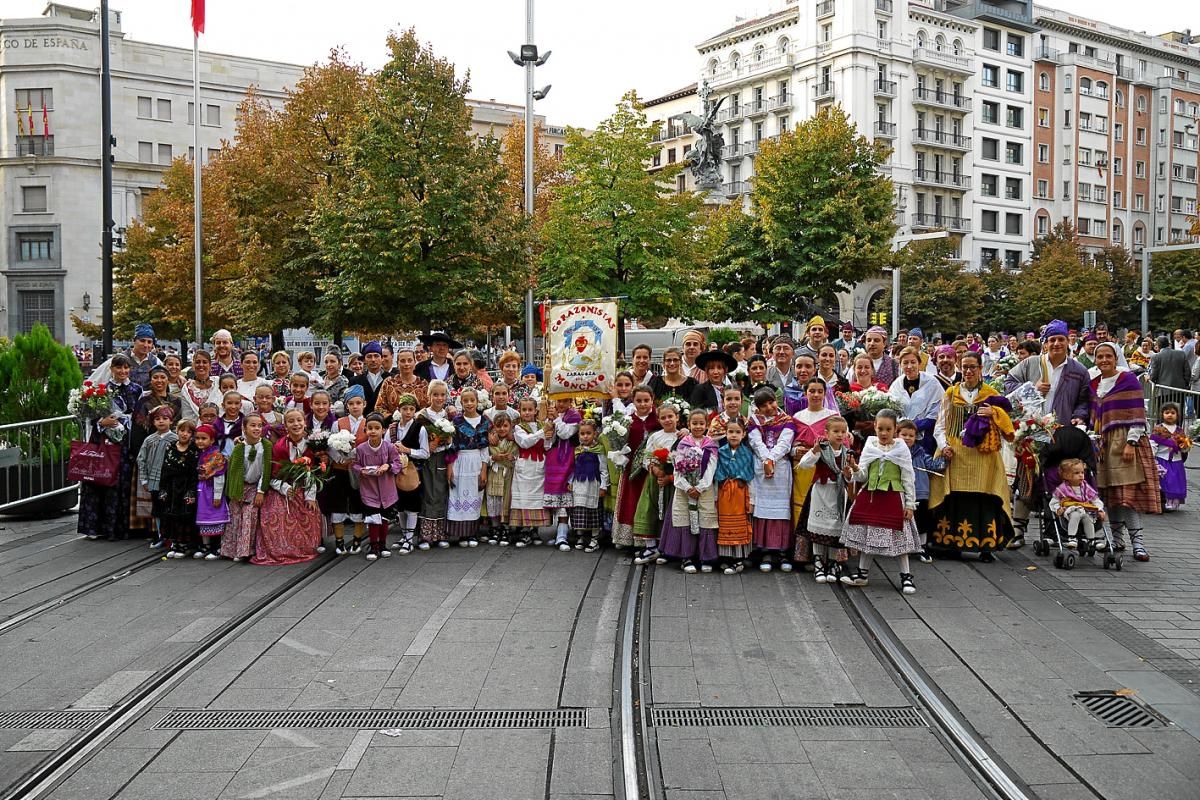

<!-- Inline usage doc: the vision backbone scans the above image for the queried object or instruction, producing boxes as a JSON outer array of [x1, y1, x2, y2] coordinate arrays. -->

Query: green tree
[[1100, 246, 1141, 331], [538, 91, 713, 333], [881, 239, 983, 333], [1013, 231, 1111, 330], [977, 261, 1018, 336], [1149, 248, 1200, 331], [0, 323, 82, 423], [714, 106, 895, 319], [310, 30, 526, 333]]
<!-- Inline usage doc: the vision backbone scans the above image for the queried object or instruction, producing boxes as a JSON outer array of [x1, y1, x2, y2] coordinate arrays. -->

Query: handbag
[[396, 458, 421, 492], [67, 439, 122, 487]]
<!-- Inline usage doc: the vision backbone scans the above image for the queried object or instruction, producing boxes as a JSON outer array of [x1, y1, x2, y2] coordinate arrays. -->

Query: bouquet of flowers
[[835, 389, 863, 419], [857, 386, 903, 416], [273, 395, 290, 415], [1012, 410, 1059, 471], [276, 453, 329, 497], [658, 395, 691, 420], [423, 416, 457, 449], [68, 380, 113, 422], [672, 445, 705, 533], [1153, 424, 1192, 453], [306, 428, 332, 452], [602, 408, 632, 467], [327, 429, 356, 464]]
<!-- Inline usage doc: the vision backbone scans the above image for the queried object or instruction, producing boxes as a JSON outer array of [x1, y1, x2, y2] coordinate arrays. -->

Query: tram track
[[1, 553, 341, 800]]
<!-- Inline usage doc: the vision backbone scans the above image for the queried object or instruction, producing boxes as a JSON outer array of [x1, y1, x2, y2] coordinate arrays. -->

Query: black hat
[[419, 331, 463, 349], [695, 350, 737, 373]]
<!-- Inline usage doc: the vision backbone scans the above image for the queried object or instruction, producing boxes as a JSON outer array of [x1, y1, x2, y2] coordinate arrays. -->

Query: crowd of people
[[74, 315, 1182, 593]]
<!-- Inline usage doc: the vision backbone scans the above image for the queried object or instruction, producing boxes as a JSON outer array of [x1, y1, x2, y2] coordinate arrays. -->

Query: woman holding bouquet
[[929, 351, 1014, 561], [79, 355, 142, 542], [253, 408, 325, 565], [889, 347, 942, 457]]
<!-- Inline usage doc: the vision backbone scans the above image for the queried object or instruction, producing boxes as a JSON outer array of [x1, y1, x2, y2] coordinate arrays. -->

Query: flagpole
[[192, 29, 203, 346], [100, 0, 113, 356]]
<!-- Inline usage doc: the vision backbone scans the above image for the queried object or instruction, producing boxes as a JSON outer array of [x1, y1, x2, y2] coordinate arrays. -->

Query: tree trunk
[[271, 328, 285, 353]]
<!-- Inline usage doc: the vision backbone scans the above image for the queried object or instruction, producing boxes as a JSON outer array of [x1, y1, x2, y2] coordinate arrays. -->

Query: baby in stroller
[[1049, 458, 1106, 550]]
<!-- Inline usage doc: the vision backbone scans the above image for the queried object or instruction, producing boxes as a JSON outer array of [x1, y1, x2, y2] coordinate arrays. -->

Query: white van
[[623, 327, 711, 363]]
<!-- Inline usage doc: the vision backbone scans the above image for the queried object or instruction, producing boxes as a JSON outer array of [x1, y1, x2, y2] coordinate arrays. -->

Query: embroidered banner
[[545, 300, 619, 400]]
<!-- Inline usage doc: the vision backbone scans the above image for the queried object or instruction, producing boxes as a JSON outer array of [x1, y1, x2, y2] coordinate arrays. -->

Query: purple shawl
[[1090, 370, 1146, 436], [961, 396, 1012, 449], [544, 408, 582, 495]]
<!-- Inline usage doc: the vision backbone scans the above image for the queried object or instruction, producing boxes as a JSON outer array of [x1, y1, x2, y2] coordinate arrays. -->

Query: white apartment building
[[1, 4, 574, 347], [645, 83, 701, 194], [685, 0, 1199, 318]]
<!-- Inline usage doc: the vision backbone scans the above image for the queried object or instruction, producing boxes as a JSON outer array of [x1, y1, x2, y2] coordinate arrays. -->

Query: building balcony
[[912, 47, 973, 75], [913, 213, 970, 233], [874, 121, 897, 138], [651, 125, 689, 143], [708, 52, 794, 88], [723, 181, 749, 197], [742, 139, 760, 156], [876, 0, 893, 13], [816, 0, 836, 17], [912, 87, 971, 112], [948, 1, 1037, 33], [912, 128, 971, 151], [767, 94, 791, 111], [814, 81, 836, 102], [724, 143, 743, 160], [874, 78, 897, 96], [720, 106, 744, 124], [913, 170, 972, 190], [1034, 46, 1061, 63], [746, 98, 770, 118]]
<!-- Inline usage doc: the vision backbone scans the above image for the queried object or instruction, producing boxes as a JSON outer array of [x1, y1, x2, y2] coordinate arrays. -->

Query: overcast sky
[[6, 0, 1191, 126]]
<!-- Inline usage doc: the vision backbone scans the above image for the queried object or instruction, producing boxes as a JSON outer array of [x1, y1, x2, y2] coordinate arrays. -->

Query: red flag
[[42, 98, 49, 138], [191, 0, 204, 35], [27, 105, 34, 135], [539, 302, 547, 334]]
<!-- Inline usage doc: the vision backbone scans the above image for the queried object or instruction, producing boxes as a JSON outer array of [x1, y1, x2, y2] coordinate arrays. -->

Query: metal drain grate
[[153, 708, 587, 731], [1075, 693, 1168, 728], [650, 706, 927, 728], [0, 710, 107, 730]]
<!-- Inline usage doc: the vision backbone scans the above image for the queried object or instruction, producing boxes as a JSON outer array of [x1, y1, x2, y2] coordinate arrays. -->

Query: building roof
[[644, 83, 698, 108], [698, 5, 797, 51]]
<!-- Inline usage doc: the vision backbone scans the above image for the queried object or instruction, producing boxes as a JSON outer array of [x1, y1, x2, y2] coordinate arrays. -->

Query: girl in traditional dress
[[79, 355, 142, 542], [790, 379, 840, 567], [707, 386, 744, 442], [308, 390, 336, 433], [816, 344, 850, 410], [606, 372, 635, 417], [446, 388, 491, 546], [511, 396, 549, 547], [632, 401, 683, 565], [797, 415, 854, 584], [285, 372, 311, 415], [418, 381, 454, 548], [387, 394, 429, 554], [253, 409, 324, 565], [193, 425, 229, 560], [487, 414, 517, 546], [220, 412, 271, 562], [136, 405, 178, 549], [898, 419, 945, 564], [1152, 402, 1189, 511], [929, 351, 1015, 562], [889, 347, 942, 457], [197, 402, 219, 429], [660, 409, 719, 573], [213, 391, 244, 457], [130, 367, 181, 535], [570, 418, 608, 553], [157, 418, 198, 558], [840, 409, 921, 593], [269, 351, 293, 398], [323, 385, 369, 554], [354, 413, 404, 561], [485, 382, 519, 425], [747, 388, 796, 573], [715, 417, 754, 574], [253, 384, 285, 443], [543, 397, 581, 548], [1091, 342, 1161, 560], [612, 386, 660, 548]]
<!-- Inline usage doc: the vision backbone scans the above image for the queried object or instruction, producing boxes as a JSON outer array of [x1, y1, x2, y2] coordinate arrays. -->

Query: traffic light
[[869, 312, 888, 325]]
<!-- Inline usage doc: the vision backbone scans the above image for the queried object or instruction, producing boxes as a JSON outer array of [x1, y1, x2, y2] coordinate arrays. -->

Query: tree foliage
[[311, 30, 526, 332], [538, 91, 713, 325], [1099, 246, 1140, 330], [0, 323, 82, 422], [882, 239, 983, 333], [1012, 224, 1111, 330], [1149, 248, 1200, 332], [713, 105, 895, 320]]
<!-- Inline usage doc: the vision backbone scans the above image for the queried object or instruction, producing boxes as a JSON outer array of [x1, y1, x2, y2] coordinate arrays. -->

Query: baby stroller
[[1029, 425, 1122, 571]]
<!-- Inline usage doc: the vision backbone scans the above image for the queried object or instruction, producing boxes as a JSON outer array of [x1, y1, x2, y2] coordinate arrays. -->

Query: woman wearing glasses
[[649, 348, 697, 404], [927, 351, 1015, 562]]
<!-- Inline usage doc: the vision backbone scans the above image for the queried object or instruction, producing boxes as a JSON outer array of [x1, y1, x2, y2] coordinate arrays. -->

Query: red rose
[[653, 448, 670, 463], [83, 380, 92, 387], [97, 386, 107, 396]]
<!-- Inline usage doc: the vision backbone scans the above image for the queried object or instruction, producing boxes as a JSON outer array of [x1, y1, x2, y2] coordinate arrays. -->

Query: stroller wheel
[[1054, 552, 1064, 569], [1114, 555, 1123, 571], [1103, 554, 1115, 570], [1063, 552, 1076, 570], [1033, 540, 1045, 557]]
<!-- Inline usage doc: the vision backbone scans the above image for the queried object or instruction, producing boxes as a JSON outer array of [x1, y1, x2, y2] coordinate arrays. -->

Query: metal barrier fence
[[1141, 377, 1200, 430], [0, 415, 80, 515]]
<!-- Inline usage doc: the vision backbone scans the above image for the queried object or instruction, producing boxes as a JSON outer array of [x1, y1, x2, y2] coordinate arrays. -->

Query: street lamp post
[[1140, 242, 1200, 333], [889, 230, 949, 339], [509, 1, 551, 363]]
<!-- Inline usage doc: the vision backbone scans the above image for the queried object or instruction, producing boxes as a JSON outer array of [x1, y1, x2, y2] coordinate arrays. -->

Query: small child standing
[[796, 416, 855, 584], [898, 419, 946, 564], [418, 381, 454, 549], [221, 413, 272, 561], [486, 414, 517, 546], [286, 373, 311, 414], [569, 418, 609, 553], [543, 398, 582, 548], [1050, 458, 1107, 549], [354, 413, 404, 560], [214, 391, 244, 456], [715, 417, 754, 574], [632, 402, 682, 565], [388, 394, 428, 554], [253, 384, 285, 443], [747, 389, 797, 573], [660, 409, 719, 573], [323, 385, 369, 555], [510, 397, 549, 547], [136, 406, 178, 549], [197, 402, 219, 430], [840, 409, 921, 594], [446, 388, 490, 547], [156, 418, 198, 559], [1151, 402, 1189, 511], [193, 425, 229, 560]]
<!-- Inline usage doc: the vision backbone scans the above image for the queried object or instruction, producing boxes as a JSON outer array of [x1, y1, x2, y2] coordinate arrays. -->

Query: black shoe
[[900, 572, 916, 594], [1006, 535, 1025, 550], [979, 550, 995, 563], [917, 548, 933, 564], [840, 569, 869, 587]]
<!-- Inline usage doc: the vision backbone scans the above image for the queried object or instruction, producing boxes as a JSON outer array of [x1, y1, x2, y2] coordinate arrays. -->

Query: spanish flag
[[42, 98, 49, 137], [191, 0, 204, 35]]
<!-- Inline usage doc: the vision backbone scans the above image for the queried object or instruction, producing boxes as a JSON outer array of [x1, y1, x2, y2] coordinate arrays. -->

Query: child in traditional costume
[[214, 391, 244, 457], [1050, 457, 1106, 549], [660, 409, 719, 573], [447, 388, 491, 546], [510, 396, 549, 547], [253, 384, 286, 443], [790, 378, 840, 565], [1152, 402, 1189, 511], [254, 408, 324, 565], [797, 416, 854, 583], [486, 414, 517, 546], [221, 412, 272, 561], [715, 417, 755, 574], [354, 413, 404, 560], [840, 409, 921, 594], [157, 418, 198, 558], [388, 394, 428, 554], [570, 418, 609, 553], [747, 388, 797, 573], [543, 398, 581, 548], [898, 419, 945, 564], [193, 424, 229, 560], [631, 401, 682, 565], [418, 381, 454, 548], [612, 386, 660, 549], [324, 385, 369, 554], [308, 390, 336, 433], [135, 405, 177, 549]]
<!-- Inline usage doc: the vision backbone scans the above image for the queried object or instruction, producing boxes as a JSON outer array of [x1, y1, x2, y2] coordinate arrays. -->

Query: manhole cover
[[1075, 692, 1168, 728], [0, 710, 107, 730], [153, 708, 586, 730], [650, 706, 926, 728]]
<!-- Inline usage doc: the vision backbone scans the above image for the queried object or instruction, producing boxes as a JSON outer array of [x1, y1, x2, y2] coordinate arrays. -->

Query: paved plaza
[[2, 472, 1200, 799]]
